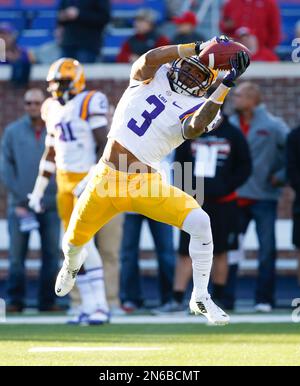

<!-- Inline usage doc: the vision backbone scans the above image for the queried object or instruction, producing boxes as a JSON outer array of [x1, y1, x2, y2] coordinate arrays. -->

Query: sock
[[86, 268, 109, 312], [83, 239, 103, 270], [62, 236, 86, 271], [182, 208, 213, 300], [76, 274, 97, 314], [82, 239, 109, 312], [173, 291, 184, 304]]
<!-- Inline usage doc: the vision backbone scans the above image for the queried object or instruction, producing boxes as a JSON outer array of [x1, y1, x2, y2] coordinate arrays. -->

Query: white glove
[[73, 165, 96, 198], [28, 175, 49, 213]]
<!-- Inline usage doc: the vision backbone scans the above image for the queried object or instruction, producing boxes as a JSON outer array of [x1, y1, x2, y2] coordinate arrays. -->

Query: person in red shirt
[[235, 26, 279, 62], [220, 0, 281, 52], [116, 8, 170, 63]]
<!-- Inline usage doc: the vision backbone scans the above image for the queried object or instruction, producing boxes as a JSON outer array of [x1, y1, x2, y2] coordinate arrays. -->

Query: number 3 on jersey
[[127, 95, 165, 136], [56, 122, 77, 142]]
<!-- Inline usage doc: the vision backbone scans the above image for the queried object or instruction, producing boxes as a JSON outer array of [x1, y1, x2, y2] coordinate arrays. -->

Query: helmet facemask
[[168, 56, 218, 97], [47, 79, 74, 105]]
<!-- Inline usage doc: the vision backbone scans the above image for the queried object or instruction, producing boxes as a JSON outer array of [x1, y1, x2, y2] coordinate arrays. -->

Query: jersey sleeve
[[87, 91, 109, 130]]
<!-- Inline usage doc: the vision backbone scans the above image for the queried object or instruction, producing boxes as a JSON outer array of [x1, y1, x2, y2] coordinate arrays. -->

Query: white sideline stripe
[[3, 314, 294, 325], [28, 346, 161, 353]]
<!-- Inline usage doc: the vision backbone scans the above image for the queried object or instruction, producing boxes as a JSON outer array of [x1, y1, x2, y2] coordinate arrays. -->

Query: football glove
[[28, 175, 49, 213], [222, 51, 250, 88]]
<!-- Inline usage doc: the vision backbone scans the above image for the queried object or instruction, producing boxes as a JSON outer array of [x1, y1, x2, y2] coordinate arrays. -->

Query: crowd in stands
[[0, 0, 299, 71]]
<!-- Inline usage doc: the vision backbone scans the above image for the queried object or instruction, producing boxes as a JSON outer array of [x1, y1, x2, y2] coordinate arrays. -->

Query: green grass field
[[0, 323, 300, 366]]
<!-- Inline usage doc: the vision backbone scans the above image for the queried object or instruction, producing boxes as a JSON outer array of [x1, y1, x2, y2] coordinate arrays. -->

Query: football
[[199, 40, 251, 71]]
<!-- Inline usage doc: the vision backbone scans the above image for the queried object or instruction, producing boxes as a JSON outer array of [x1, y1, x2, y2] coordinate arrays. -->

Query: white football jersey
[[42, 90, 108, 173], [108, 65, 221, 170]]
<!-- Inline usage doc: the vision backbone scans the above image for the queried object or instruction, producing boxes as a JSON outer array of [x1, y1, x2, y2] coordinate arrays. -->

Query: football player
[[56, 36, 250, 325], [28, 58, 109, 325]]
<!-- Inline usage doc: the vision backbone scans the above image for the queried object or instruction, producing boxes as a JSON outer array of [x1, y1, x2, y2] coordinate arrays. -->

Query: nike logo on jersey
[[172, 101, 183, 109], [202, 241, 212, 246]]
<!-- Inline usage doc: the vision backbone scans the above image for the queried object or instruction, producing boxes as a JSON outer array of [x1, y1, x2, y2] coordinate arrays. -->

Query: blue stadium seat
[[16, 0, 58, 10], [31, 13, 56, 30], [279, 2, 300, 44], [0, 0, 58, 10], [0, 10, 25, 32], [277, 1, 300, 59], [111, 0, 166, 23], [102, 27, 134, 62], [17, 29, 53, 47]]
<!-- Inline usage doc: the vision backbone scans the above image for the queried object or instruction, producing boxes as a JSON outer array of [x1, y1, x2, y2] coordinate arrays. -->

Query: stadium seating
[[1, 0, 298, 62], [277, 1, 300, 58]]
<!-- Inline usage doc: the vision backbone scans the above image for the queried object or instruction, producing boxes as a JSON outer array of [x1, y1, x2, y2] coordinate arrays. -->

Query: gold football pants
[[65, 161, 199, 247]]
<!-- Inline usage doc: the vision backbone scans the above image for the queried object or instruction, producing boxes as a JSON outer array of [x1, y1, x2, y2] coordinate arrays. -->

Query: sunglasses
[[24, 101, 42, 105]]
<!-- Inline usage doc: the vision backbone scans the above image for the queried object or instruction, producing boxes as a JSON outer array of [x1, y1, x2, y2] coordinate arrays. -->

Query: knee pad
[[182, 208, 212, 240]]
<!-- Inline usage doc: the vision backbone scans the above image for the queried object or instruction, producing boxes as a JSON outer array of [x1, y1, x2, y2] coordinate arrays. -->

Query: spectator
[[235, 26, 279, 62], [154, 113, 252, 313], [116, 8, 170, 63], [0, 22, 33, 85], [32, 26, 63, 64], [287, 126, 300, 287], [171, 11, 205, 45], [220, 0, 281, 54], [120, 214, 175, 311], [0, 89, 60, 313], [227, 82, 289, 312], [57, 0, 110, 63]]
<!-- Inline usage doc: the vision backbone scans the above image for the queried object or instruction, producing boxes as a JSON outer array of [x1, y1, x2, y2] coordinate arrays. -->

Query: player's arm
[[182, 51, 250, 139], [28, 134, 56, 213], [131, 39, 217, 82], [73, 93, 109, 198]]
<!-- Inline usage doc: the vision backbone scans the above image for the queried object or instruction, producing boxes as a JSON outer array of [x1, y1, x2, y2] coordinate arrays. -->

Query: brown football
[[199, 40, 251, 71]]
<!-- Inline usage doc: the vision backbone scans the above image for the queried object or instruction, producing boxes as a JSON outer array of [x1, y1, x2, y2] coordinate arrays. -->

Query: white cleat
[[189, 294, 230, 325], [88, 309, 110, 325], [254, 303, 272, 313], [55, 262, 79, 297]]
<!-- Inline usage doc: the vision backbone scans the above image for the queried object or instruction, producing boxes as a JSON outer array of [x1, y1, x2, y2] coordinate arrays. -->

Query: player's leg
[[83, 239, 110, 324], [55, 165, 121, 297], [133, 174, 229, 325]]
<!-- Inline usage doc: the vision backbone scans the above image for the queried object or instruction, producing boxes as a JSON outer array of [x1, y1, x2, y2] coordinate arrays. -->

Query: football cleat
[[88, 309, 110, 326], [189, 293, 230, 325], [254, 303, 272, 313], [67, 312, 89, 326], [151, 300, 186, 315], [55, 262, 79, 297]]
